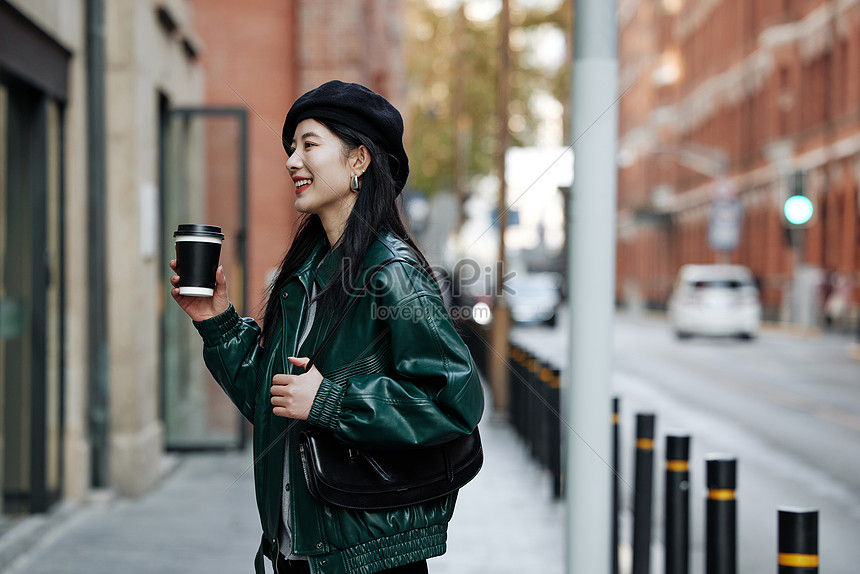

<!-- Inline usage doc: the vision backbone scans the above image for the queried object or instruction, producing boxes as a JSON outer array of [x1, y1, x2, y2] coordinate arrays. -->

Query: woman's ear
[[350, 145, 371, 174]]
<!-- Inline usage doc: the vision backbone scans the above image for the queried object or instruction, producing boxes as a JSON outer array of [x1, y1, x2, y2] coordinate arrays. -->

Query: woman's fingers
[[214, 265, 228, 297], [271, 374, 290, 393], [270, 372, 314, 420], [287, 356, 310, 369]]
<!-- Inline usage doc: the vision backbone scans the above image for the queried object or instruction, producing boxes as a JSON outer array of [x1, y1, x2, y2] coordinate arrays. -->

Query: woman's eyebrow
[[300, 131, 321, 141]]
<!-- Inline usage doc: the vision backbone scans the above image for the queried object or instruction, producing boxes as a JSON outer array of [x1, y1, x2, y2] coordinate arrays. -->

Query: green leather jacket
[[193, 231, 484, 574]]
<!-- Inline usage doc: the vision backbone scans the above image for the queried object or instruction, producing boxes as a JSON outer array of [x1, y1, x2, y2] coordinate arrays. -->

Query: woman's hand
[[270, 357, 324, 420], [169, 260, 231, 322]]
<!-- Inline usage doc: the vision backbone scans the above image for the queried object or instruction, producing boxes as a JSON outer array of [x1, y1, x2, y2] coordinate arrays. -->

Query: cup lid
[[174, 224, 225, 240]]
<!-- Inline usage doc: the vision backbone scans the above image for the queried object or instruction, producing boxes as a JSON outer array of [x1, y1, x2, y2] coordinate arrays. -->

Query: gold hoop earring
[[350, 174, 360, 192]]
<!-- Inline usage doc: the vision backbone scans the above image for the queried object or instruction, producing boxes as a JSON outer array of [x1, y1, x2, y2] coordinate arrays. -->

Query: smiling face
[[286, 118, 358, 227]]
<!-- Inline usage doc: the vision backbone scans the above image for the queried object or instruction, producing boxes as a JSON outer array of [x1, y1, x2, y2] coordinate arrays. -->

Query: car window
[[693, 280, 745, 289]]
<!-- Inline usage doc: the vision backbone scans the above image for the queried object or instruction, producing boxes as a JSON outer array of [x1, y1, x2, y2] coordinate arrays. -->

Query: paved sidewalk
[[2, 408, 565, 573]]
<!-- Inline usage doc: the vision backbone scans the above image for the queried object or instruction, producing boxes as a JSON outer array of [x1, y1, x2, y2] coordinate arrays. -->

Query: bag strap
[[305, 256, 406, 370]]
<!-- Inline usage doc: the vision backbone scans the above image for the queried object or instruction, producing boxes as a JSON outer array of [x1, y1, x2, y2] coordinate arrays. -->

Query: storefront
[[0, 0, 68, 515]]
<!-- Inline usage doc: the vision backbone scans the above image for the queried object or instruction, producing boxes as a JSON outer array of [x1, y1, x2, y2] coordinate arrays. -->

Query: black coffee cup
[[174, 224, 225, 297]]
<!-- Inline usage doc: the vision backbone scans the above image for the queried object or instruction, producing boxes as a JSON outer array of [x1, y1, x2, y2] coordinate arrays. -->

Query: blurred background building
[[0, 0, 403, 522], [616, 0, 860, 329]]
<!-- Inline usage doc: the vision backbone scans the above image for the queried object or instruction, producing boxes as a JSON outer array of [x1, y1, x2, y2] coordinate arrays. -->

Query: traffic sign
[[708, 196, 743, 252]]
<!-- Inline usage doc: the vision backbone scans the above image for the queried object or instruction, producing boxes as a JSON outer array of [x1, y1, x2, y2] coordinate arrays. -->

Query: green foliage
[[405, 0, 570, 197]]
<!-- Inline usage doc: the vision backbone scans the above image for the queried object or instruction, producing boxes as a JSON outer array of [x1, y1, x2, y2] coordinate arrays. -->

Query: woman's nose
[[286, 151, 302, 170]]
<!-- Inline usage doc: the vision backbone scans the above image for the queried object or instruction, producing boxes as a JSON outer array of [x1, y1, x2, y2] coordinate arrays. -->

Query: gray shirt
[[278, 281, 318, 560]]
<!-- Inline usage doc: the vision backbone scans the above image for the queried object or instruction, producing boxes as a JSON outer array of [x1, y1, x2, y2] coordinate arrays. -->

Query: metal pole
[[632, 413, 656, 574], [452, 2, 467, 233], [86, 0, 110, 488], [665, 435, 691, 574], [489, 0, 511, 414], [778, 507, 819, 573], [565, 0, 618, 572]]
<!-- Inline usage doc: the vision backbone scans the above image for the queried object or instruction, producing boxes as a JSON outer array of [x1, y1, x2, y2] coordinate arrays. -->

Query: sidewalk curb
[[0, 453, 181, 572], [0, 502, 79, 572], [632, 309, 827, 339], [759, 321, 822, 338]]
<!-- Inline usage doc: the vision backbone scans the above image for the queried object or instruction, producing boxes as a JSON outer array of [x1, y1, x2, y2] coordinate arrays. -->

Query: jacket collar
[[295, 239, 330, 293], [292, 237, 347, 294], [313, 242, 345, 290]]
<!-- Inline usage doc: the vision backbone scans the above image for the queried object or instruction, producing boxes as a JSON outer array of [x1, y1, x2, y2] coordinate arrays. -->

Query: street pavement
[[0, 397, 566, 574], [514, 310, 860, 574], [8, 311, 848, 573]]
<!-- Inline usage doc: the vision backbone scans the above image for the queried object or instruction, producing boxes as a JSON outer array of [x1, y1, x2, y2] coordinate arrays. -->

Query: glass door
[[1, 76, 63, 514], [160, 107, 248, 450]]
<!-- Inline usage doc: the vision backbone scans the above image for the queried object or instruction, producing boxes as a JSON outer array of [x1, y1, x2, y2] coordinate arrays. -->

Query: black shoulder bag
[[298, 257, 483, 511]]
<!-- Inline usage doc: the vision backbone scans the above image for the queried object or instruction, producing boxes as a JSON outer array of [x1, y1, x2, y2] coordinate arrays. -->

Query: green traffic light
[[784, 195, 813, 225]]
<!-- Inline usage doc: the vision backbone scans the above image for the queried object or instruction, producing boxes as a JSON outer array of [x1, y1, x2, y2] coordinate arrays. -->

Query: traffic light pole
[[565, 1, 618, 573]]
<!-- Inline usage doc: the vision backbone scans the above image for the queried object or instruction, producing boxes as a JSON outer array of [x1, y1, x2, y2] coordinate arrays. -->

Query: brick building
[[616, 0, 860, 326], [189, 0, 406, 321]]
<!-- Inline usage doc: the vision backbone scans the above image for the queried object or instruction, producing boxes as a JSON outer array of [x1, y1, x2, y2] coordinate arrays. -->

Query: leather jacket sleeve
[[193, 304, 262, 422], [307, 261, 485, 448]]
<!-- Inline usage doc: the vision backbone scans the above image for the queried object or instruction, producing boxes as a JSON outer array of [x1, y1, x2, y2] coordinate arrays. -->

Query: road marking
[[814, 404, 860, 432]]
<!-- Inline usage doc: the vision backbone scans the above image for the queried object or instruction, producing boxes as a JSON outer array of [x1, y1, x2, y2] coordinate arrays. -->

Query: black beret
[[282, 80, 410, 194]]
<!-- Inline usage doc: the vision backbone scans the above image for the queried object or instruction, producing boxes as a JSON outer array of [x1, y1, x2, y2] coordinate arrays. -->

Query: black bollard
[[512, 349, 529, 438], [611, 397, 621, 574], [548, 367, 562, 498], [778, 508, 818, 573], [530, 362, 549, 462], [536, 365, 554, 466], [525, 353, 538, 452], [508, 345, 519, 425], [632, 413, 656, 574], [705, 455, 737, 574], [665, 435, 691, 574]]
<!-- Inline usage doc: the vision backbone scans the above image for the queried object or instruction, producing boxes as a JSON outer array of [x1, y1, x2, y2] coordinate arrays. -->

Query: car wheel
[[544, 314, 557, 327], [675, 331, 692, 340], [738, 332, 756, 341]]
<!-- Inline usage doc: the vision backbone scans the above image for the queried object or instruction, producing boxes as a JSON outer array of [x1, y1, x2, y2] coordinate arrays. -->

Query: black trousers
[[276, 555, 428, 573]]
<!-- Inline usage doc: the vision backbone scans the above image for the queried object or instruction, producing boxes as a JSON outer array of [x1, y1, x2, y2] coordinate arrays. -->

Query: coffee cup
[[173, 224, 225, 297]]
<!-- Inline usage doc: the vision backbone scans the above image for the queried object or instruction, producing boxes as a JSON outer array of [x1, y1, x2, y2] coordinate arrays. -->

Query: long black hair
[[260, 118, 435, 348]]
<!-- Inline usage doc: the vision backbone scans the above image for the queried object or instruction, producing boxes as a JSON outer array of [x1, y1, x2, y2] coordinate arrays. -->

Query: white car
[[504, 272, 563, 326], [667, 264, 762, 340]]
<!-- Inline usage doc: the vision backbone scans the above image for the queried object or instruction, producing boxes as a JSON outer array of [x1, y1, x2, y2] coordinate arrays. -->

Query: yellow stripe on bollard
[[708, 489, 735, 500], [612, 413, 619, 424], [778, 553, 819, 567], [666, 460, 689, 472], [636, 438, 653, 450]]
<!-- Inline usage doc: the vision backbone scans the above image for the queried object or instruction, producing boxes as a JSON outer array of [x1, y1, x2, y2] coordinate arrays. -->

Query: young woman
[[169, 80, 484, 574]]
